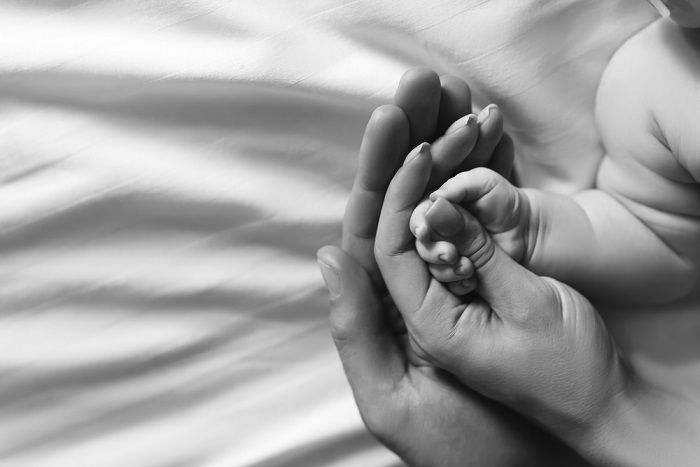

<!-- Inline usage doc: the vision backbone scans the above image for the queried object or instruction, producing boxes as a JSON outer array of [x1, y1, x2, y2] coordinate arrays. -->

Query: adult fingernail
[[648, 0, 670, 18], [446, 113, 477, 135], [404, 142, 431, 165], [477, 104, 497, 125], [317, 259, 341, 299]]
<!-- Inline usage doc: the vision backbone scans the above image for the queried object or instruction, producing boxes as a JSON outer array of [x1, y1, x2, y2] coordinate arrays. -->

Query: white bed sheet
[[0, 1, 656, 466]]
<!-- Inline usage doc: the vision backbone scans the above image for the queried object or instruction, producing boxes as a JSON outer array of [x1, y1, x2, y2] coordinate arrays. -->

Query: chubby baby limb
[[410, 168, 535, 294], [411, 163, 695, 305]]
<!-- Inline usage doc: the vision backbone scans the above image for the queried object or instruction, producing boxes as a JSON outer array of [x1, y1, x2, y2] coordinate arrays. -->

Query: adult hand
[[341, 68, 511, 278], [373, 121, 700, 467], [318, 68, 586, 466], [373, 139, 632, 461]]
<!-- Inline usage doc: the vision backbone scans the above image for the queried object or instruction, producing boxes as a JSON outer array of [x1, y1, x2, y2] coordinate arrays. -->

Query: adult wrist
[[576, 375, 700, 467]]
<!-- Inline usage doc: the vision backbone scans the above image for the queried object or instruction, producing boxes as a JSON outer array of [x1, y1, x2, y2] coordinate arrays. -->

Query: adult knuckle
[[373, 243, 387, 264], [329, 311, 353, 346]]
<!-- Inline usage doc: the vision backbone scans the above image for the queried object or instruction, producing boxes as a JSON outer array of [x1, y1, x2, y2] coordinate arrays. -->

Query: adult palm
[[373, 151, 629, 444], [318, 68, 586, 466]]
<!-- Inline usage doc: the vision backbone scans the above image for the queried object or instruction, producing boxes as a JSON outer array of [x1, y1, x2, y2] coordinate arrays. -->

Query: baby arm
[[412, 168, 693, 305]]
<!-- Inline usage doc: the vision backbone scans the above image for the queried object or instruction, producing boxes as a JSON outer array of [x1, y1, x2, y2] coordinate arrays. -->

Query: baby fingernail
[[404, 142, 431, 165], [465, 114, 477, 127], [455, 259, 471, 276]]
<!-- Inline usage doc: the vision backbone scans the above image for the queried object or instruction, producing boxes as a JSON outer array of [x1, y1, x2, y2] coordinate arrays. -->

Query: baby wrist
[[517, 188, 543, 268]]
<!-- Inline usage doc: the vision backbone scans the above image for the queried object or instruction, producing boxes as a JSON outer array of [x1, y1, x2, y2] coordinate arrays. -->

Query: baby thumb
[[426, 198, 550, 321], [425, 196, 465, 238]]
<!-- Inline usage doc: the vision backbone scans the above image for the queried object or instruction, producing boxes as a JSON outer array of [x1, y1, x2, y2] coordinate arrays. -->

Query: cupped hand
[[319, 68, 586, 466], [318, 245, 581, 466], [408, 166, 532, 295], [373, 144, 632, 455]]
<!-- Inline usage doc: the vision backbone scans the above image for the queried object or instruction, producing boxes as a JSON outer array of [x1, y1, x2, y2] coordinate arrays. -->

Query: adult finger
[[436, 74, 472, 137], [317, 246, 405, 407], [343, 105, 410, 276], [394, 68, 442, 147], [375, 150, 493, 363], [487, 132, 515, 180], [457, 104, 504, 173], [374, 143, 434, 314], [428, 113, 479, 189]]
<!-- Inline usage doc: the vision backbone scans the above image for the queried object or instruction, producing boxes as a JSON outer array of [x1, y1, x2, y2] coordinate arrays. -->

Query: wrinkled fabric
[[0, 1, 655, 466]]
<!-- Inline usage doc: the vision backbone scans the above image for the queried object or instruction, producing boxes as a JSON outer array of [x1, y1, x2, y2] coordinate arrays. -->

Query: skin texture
[[412, 20, 700, 310], [410, 166, 695, 306], [318, 68, 588, 466], [648, 0, 700, 27], [373, 145, 631, 446], [322, 15, 700, 462], [362, 53, 700, 467], [589, 17, 700, 407]]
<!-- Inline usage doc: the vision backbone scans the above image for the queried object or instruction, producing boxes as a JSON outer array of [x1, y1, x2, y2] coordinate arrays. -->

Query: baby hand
[[410, 168, 534, 293]]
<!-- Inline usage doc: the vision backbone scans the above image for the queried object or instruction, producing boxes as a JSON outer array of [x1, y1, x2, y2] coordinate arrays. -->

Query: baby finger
[[446, 277, 478, 296], [429, 257, 474, 282], [415, 238, 459, 264]]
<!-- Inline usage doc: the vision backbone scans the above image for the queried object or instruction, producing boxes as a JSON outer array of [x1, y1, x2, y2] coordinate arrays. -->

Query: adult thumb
[[316, 246, 404, 401]]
